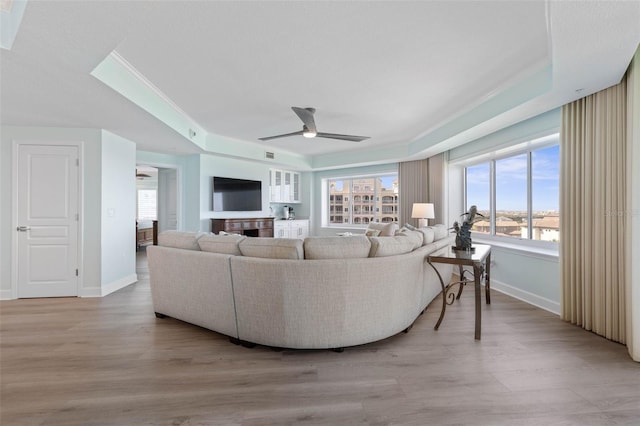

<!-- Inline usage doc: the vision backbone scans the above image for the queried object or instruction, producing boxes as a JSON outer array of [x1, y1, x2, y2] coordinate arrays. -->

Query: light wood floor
[[1, 252, 639, 426]]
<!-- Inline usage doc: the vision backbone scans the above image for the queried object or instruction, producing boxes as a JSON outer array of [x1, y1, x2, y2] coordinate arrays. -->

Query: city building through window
[[328, 175, 398, 226]]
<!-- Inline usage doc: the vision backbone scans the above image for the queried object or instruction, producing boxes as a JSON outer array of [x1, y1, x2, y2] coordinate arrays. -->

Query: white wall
[[99, 131, 137, 295], [486, 246, 560, 313], [199, 154, 273, 231], [137, 151, 314, 233], [197, 154, 312, 232]]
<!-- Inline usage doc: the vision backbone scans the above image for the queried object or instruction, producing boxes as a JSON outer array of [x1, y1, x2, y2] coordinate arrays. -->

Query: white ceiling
[[1, 1, 639, 166]]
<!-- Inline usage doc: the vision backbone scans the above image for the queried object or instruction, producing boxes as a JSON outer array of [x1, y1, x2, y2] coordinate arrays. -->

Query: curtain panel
[[560, 79, 627, 343], [399, 159, 429, 226], [398, 153, 445, 226]]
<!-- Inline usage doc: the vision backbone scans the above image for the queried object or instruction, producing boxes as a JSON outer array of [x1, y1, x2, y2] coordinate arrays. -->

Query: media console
[[210, 218, 274, 237]]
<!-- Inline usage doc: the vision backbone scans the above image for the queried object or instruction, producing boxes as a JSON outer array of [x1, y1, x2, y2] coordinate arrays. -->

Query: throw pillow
[[365, 229, 381, 237], [365, 222, 398, 236], [432, 224, 449, 240], [157, 231, 202, 251], [395, 228, 424, 249], [198, 234, 246, 255], [369, 236, 416, 257], [418, 227, 436, 245], [238, 238, 304, 260], [304, 236, 371, 259]]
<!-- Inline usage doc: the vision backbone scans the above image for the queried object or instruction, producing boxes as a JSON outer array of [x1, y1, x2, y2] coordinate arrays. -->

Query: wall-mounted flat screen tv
[[212, 176, 262, 212]]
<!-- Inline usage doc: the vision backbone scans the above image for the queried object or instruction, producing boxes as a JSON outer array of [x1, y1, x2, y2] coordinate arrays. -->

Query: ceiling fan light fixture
[[302, 126, 316, 138], [136, 168, 151, 179], [259, 107, 368, 142]]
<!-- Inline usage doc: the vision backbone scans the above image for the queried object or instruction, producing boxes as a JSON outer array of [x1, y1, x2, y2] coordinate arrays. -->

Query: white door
[[16, 144, 79, 298]]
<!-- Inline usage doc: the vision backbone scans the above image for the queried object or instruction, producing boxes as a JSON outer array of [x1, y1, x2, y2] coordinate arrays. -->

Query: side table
[[427, 244, 491, 340]]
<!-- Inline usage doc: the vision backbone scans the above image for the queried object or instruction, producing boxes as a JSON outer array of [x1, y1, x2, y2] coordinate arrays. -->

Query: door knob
[[16, 226, 30, 232]]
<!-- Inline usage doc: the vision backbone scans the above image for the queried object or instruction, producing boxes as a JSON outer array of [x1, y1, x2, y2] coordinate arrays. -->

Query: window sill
[[472, 236, 559, 262]]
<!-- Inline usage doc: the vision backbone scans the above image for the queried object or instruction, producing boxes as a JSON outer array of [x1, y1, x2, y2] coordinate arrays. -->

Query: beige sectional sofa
[[147, 224, 453, 350]]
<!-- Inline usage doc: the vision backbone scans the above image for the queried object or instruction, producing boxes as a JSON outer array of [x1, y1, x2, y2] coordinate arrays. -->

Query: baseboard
[[490, 278, 560, 315], [79, 286, 102, 297], [101, 273, 138, 296], [0, 289, 14, 300], [79, 274, 138, 297]]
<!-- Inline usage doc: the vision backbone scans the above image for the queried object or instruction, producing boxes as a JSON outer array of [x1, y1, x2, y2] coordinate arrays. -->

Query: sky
[[331, 175, 397, 191], [466, 145, 559, 212]]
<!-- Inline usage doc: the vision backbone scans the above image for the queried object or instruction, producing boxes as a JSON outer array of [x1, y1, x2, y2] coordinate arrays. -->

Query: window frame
[[461, 133, 560, 252]]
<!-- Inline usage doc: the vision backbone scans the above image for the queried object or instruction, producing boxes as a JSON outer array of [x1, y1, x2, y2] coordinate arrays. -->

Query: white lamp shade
[[411, 203, 435, 227], [411, 203, 435, 219]]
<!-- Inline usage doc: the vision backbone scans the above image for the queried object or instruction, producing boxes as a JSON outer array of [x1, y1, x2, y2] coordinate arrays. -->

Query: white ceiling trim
[[91, 50, 207, 151]]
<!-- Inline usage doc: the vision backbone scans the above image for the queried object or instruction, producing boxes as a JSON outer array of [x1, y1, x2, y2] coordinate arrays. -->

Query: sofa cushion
[[367, 222, 398, 237], [239, 238, 304, 260], [395, 228, 424, 249], [304, 236, 371, 259], [198, 234, 246, 255], [432, 224, 449, 241], [157, 231, 202, 250], [366, 222, 398, 236], [368, 236, 416, 257], [417, 227, 435, 245]]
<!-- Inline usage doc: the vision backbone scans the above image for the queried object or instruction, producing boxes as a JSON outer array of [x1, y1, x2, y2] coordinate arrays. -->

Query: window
[[465, 162, 490, 235], [137, 189, 157, 220], [495, 154, 528, 238], [464, 135, 559, 243], [326, 174, 398, 226]]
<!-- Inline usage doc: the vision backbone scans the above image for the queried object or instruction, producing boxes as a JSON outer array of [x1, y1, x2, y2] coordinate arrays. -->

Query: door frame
[[11, 140, 84, 300], [136, 161, 182, 232], [157, 167, 179, 232]]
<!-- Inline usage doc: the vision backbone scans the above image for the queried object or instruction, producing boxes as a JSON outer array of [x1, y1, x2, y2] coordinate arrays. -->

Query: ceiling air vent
[[265, 151, 275, 160]]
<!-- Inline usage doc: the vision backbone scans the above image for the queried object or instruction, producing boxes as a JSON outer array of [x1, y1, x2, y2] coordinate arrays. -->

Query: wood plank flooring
[[1, 251, 639, 425]]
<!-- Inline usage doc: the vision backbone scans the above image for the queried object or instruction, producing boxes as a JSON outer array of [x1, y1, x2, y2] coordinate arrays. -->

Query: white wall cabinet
[[270, 169, 301, 203], [274, 219, 309, 239]]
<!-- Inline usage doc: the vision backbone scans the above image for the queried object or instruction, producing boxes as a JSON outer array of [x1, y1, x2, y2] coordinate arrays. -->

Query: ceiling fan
[[259, 107, 370, 142], [136, 169, 151, 179]]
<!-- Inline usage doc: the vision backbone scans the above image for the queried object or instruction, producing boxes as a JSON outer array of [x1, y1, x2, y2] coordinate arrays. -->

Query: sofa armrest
[[147, 246, 238, 338]]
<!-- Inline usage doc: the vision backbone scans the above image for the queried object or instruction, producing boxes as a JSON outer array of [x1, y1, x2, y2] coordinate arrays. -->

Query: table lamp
[[411, 203, 435, 228]]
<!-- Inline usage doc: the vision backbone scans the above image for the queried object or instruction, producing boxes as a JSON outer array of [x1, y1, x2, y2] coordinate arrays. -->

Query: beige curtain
[[399, 159, 428, 226], [560, 78, 627, 343], [398, 153, 445, 226]]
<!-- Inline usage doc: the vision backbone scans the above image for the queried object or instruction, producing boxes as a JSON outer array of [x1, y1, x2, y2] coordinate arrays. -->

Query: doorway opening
[[135, 164, 180, 261]]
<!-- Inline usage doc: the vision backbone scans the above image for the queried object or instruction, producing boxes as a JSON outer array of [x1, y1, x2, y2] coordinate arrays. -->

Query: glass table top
[[427, 244, 491, 266]]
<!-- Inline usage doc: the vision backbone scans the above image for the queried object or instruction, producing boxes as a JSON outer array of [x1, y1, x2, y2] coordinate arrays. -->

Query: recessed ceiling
[[1, 1, 639, 169]]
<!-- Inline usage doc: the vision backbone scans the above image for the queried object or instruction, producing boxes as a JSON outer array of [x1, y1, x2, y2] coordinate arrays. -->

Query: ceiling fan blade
[[291, 107, 317, 133], [258, 130, 304, 141], [315, 132, 370, 142]]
